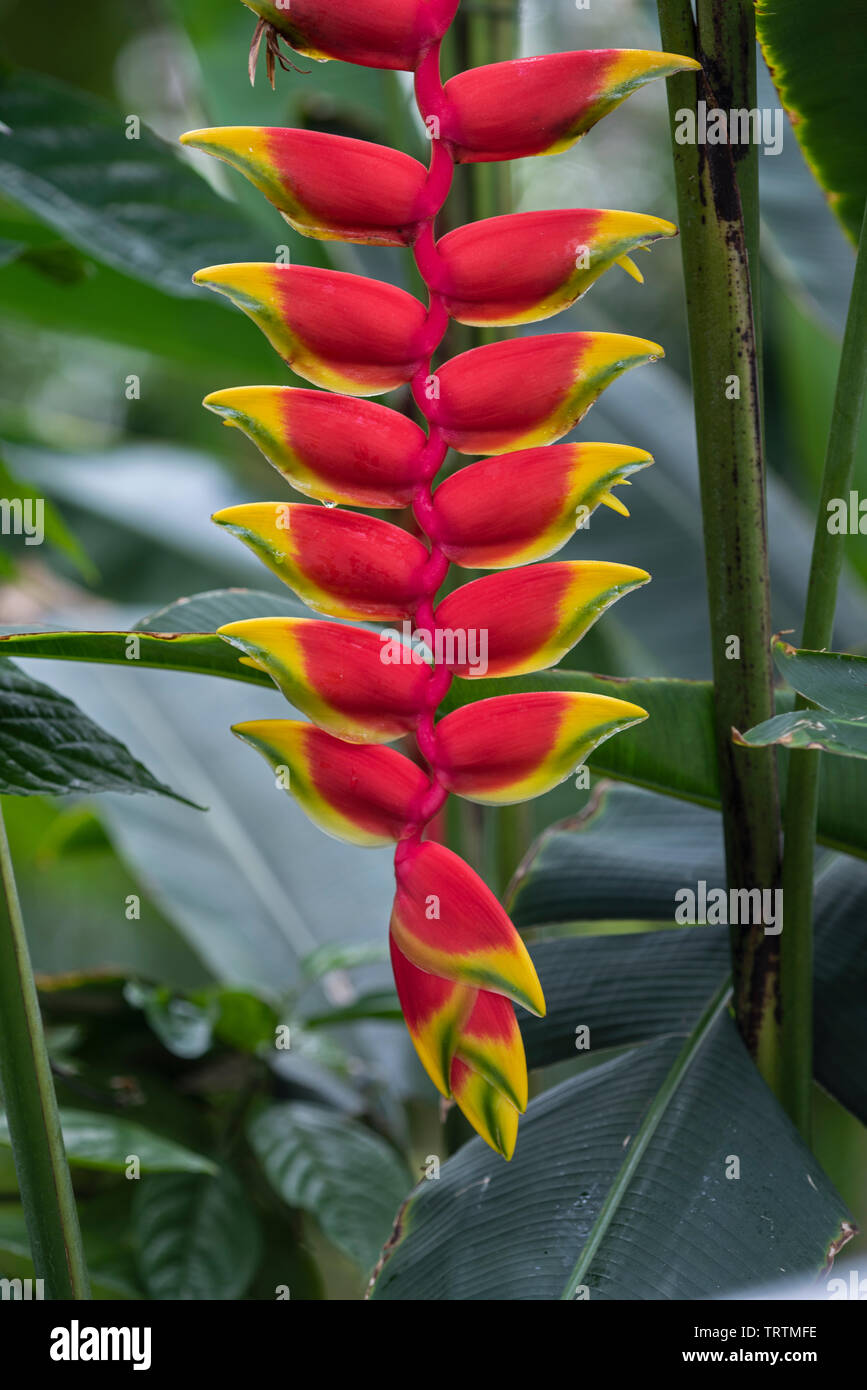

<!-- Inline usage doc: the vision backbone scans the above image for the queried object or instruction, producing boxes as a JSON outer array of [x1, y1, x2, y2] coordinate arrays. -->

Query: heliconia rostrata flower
[[182, 0, 699, 1158]]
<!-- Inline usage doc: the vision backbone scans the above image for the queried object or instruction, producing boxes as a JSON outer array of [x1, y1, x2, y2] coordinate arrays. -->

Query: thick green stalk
[[0, 803, 89, 1298], [657, 1, 782, 1088], [780, 200, 867, 1140]]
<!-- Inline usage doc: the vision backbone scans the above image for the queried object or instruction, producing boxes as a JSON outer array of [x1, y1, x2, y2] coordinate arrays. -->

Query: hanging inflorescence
[[181, 0, 698, 1158]]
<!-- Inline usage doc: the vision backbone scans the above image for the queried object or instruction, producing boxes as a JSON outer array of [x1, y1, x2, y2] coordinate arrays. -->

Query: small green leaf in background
[[757, 0, 867, 243], [0, 454, 95, 582], [303, 991, 403, 1029], [124, 982, 218, 1060], [0, 1107, 215, 1174], [737, 640, 867, 759], [133, 1168, 262, 1300], [774, 639, 867, 717], [302, 940, 389, 981], [248, 1102, 412, 1273], [0, 658, 197, 802], [735, 710, 867, 761], [125, 980, 281, 1057]]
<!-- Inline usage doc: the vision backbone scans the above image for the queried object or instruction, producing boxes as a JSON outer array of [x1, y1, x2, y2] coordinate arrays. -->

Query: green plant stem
[[695, 1, 763, 404], [780, 199, 867, 1141], [0, 803, 89, 1298], [657, 1, 782, 1090]]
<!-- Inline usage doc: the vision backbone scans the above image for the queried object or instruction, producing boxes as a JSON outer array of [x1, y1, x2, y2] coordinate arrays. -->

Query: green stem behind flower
[[779, 200, 867, 1141], [657, 0, 782, 1091]]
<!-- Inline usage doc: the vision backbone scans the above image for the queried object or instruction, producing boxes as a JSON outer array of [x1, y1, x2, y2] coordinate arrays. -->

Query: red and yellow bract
[[186, 0, 698, 1158]]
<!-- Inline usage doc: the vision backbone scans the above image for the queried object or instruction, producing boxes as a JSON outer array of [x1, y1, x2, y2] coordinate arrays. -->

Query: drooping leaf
[[248, 1101, 411, 1271], [0, 658, 195, 803]]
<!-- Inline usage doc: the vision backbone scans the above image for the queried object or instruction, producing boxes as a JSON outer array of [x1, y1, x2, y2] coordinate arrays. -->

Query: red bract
[[189, 7, 697, 1157], [439, 50, 699, 161], [245, 0, 461, 72], [181, 128, 431, 245]]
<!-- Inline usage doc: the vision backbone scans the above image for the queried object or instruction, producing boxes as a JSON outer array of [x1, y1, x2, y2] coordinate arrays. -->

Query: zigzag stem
[[395, 38, 459, 865]]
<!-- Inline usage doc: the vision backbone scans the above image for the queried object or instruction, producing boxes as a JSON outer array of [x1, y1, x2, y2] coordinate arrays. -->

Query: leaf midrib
[[560, 975, 733, 1299]]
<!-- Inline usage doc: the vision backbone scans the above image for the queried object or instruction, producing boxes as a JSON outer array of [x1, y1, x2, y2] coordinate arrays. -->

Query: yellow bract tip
[[616, 254, 645, 284]]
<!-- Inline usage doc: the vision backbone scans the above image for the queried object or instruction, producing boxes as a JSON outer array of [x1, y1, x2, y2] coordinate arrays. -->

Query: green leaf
[[510, 785, 867, 1127], [302, 940, 389, 981], [0, 658, 195, 802], [0, 589, 304, 687], [6, 608, 867, 857], [0, 454, 95, 582], [773, 639, 867, 717], [370, 1004, 851, 1300], [124, 983, 218, 1060], [736, 710, 867, 760], [303, 991, 403, 1029], [449, 670, 867, 860], [0, 1199, 141, 1300], [444, 670, 720, 806], [248, 1102, 411, 1272], [757, 0, 867, 243], [508, 783, 727, 929], [132, 1169, 262, 1300], [2, 796, 208, 987], [813, 856, 867, 1124], [0, 1108, 215, 1174], [0, 68, 266, 295], [0, 248, 277, 375], [207, 988, 279, 1054], [19, 621, 397, 1003]]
